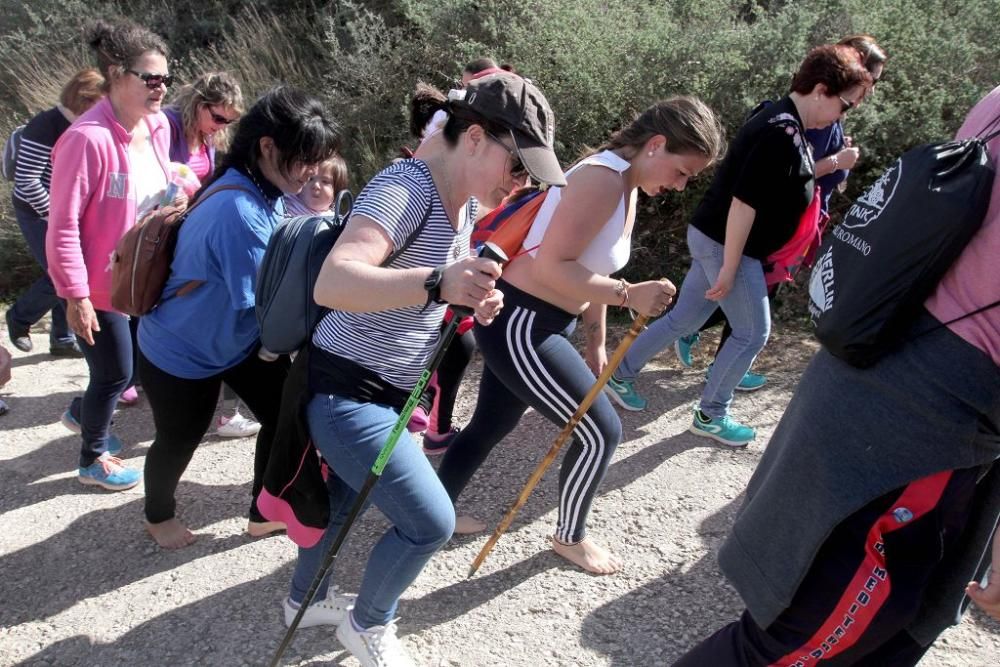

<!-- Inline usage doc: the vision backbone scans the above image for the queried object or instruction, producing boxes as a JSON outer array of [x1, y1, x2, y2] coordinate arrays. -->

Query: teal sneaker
[[705, 364, 768, 392], [689, 409, 755, 447], [674, 333, 700, 368], [78, 452, 140, 491], [604, 377, 647, 411]]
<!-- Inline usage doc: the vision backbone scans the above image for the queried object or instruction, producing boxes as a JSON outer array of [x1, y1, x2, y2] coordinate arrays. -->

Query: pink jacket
[[46, 97, 171, 312]]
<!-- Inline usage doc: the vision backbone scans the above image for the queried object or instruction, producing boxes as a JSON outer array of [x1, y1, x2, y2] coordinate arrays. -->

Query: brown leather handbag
[[110, 185, 250, 316]]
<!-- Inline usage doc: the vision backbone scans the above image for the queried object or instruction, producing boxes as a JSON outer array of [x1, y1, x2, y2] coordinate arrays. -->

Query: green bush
[[1, 0, 997, 307]]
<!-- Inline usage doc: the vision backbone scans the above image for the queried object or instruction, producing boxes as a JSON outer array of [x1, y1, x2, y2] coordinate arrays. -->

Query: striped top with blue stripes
[[312, 159, 476, 390], [12, 106, 71, 218]]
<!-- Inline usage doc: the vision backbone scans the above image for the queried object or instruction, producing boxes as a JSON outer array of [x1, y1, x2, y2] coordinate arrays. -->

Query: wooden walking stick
[[468, 312, 650, 577]]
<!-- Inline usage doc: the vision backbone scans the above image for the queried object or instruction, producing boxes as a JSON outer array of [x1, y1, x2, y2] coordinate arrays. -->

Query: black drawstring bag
[[808, 123, 1000, 367]]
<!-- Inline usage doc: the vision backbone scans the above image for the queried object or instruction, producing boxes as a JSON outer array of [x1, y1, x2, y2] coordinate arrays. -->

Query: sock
[[696, 409, 711, 422], [350, 610, 365, 632]]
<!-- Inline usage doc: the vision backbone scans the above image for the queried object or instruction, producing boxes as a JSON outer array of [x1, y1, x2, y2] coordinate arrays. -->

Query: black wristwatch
[[422, 266, 447, 311]]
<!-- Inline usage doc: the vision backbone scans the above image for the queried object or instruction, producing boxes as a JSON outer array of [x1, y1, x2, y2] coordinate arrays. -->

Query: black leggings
[[430, 327, 476, 433], [437, 280, 621, 543], [138, 348, 289, 524]]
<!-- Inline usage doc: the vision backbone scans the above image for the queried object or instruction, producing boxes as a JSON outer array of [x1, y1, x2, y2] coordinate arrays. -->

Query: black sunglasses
[[209, 110, 236, 125], [485, 131, 527, 177], [126, 69, 174, 89], [838, 95, 857, 113]]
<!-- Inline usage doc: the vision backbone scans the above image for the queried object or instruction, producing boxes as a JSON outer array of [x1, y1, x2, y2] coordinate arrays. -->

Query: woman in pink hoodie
[[46, 19, 173, 491]]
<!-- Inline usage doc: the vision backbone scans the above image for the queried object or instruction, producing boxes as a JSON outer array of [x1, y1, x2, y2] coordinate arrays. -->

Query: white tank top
[[522, 150, 634, 276]]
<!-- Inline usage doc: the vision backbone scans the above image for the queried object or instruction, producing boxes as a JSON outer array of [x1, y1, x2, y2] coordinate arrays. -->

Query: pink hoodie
[[46, 97, 171, 312]]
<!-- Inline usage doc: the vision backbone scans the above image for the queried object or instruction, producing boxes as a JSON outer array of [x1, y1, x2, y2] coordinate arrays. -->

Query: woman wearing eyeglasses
[[163, 72, 261, 440], [436, 96, 725, 573], [674, 36, 888, 394], [605, 45, 871, 448], [46, 18, 174, 492], [137, 86, 338, 549], [279, 73, 551, 666]]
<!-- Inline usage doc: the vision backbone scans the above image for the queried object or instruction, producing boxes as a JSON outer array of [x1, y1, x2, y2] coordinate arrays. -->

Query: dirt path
[[1, 314, 997, 666]]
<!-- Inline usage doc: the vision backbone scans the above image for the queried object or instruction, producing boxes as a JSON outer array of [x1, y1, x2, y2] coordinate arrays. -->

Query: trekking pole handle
[[449, 242, 508, 318]]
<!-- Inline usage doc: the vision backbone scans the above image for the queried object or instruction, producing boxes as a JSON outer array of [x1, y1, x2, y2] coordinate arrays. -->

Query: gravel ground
[[1, 313, 998, 666]]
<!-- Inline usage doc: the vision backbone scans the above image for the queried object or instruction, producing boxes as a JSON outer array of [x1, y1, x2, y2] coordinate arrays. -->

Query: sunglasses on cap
[[485, 131, 527, 178], [127, 69, 174, 89]]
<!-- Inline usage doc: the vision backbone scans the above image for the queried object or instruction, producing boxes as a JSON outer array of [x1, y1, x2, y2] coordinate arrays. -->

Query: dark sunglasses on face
[[126, 69, 173, 89], [210, 110, 236, 125], [838, 95, 857, 113], [485, 131, 527, 177]]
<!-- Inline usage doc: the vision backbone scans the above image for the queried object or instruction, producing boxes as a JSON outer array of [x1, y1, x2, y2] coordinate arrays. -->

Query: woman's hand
[[172, 191, 189, 211], [440, 256, 503, 309], [628, 279, 677, 317], [837, 146, 860, 170], [705, 267, 737, 302], [474, 289, 505, 326], [67, 297, 100, 346], [585, 342, 608, 375]]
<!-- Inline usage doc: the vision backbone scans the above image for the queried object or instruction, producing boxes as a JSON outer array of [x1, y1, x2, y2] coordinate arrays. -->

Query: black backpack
[[256, 191, 434, 354], [808, 123, 1000, 367]]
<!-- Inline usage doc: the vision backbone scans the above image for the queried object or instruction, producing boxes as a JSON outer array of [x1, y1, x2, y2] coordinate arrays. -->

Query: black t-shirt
[[689, 96, 814, 260]]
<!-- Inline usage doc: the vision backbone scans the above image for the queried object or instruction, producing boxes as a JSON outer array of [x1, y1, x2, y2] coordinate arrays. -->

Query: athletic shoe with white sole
[[78, 451, 140, 491], [706, 363, 768, 392], [604, 376, 647, 411], [674, 333, 700, 367], [283, 588, 356, 628], [336, 614, 415, 667], [216, 411, 262, 438], [689, 408, 754, 447]]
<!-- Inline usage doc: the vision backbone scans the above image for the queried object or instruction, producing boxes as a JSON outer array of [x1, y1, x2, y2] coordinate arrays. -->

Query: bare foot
[[247, 520, 286, 538], [551, 536, 623, 575], [145, 518, 196, 549], [454, 514, 486, 535]]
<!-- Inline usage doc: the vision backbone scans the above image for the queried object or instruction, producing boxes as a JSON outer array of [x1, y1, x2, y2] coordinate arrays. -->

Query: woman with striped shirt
[[284, 72, 564, 667], [5, 68, 103, 356]]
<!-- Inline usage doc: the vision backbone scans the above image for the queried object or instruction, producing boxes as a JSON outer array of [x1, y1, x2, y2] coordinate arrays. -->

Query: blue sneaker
[[78, 452, 140, 491], [689, 409, 755, 447], [674, 333, 700, 368], [705, 364, 768, 392], [604, 377, 647, 411]]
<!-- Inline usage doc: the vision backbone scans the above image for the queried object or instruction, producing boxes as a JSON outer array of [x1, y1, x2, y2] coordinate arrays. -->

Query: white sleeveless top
[[522, 150, 634, 276]]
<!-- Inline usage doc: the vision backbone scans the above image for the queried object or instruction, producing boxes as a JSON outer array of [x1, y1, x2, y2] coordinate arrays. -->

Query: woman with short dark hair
[[137, 85, 339, 549], [607, 45, 872, 448]]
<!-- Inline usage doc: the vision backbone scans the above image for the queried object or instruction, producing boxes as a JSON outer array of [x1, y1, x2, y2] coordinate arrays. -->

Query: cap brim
[[509, 130, 566, 187]]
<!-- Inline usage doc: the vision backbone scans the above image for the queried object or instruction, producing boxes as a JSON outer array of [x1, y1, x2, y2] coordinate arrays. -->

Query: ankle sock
[[696, 409, 711, 422], [350, 610, 365, 632]]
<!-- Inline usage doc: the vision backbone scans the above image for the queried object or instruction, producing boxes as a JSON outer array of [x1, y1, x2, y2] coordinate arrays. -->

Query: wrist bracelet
[[829, 154, 839, 170], [614, 279, 630, 307]]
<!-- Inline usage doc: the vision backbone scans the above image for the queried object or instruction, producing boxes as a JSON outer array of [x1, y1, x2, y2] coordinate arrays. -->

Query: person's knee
[[411, 501, 456, 549]]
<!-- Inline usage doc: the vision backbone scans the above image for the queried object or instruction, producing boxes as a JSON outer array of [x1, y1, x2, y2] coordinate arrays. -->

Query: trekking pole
[[269, 242, 507, 667], [468, 311, 650, 578]]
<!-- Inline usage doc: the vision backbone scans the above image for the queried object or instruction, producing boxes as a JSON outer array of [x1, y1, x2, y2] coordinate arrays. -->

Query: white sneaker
[[336, 614, 416, 667], [216, 411, 262, 438], [283, 589, 356, 628]]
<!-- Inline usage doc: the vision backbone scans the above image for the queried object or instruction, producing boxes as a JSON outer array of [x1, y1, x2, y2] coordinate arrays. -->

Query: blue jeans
[[8, 206, 73, 344], [617, 225, 771, 418], [76, 310, 134, 467], [289, 392, 455, 628]]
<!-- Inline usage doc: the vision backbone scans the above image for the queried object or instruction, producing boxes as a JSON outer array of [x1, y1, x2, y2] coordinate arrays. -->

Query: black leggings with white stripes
[[437, 280, 621, 543]]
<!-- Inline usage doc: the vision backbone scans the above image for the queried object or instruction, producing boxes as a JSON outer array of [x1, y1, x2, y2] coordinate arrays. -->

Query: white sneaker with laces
[[283, 588, 356, 628], [216, 411, 262, 438], [336, 614, 415, 667]]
